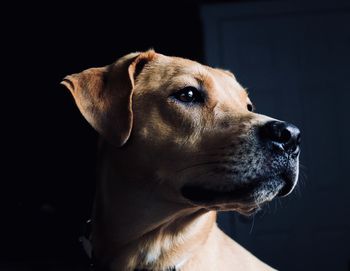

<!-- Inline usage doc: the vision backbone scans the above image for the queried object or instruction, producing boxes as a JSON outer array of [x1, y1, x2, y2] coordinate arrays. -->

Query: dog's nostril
[[279, 128, 292, 144], [260, 121, 301, 153]]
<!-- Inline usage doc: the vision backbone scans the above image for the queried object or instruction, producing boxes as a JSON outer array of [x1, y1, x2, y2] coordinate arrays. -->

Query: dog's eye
[[172, 87, 204, 104], [247, 103, 254, 112]]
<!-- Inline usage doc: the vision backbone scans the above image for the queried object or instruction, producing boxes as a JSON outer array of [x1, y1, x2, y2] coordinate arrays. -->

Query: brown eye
[[247, 103, 254, 112], [172, 87, 204, 104]]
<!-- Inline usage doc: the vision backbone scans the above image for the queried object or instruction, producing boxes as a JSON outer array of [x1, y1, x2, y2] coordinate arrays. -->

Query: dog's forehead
[[142, 55, 247, 98], [172, 57, 248, 104]]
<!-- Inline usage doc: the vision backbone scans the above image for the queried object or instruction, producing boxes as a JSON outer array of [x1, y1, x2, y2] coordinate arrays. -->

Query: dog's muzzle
[[259, 120, 301, 196], [181, 120, 301, 209]]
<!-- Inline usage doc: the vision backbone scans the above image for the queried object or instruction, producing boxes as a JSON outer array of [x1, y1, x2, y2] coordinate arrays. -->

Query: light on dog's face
[[132, 55, 300, 214]]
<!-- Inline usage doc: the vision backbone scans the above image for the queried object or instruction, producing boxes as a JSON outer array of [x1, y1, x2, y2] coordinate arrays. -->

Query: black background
[[2, 1, 245, 269]]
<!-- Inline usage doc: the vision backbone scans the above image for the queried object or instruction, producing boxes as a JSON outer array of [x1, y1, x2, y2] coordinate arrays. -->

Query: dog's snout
[[260, 121, 301, 154]]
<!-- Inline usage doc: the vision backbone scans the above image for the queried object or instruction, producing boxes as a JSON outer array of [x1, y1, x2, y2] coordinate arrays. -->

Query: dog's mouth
[[181, 172, 296, 212]]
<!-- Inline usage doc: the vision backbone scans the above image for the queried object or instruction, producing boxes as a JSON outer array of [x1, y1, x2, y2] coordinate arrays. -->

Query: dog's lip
[[180, 171, 297, 207], [276, 171, 296, 197], [181, 177, 283, 205], [180, 183, 257, 204]]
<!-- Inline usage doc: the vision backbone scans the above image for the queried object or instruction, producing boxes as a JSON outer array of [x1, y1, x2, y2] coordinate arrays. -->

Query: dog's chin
[[181, 172, 297, 214]]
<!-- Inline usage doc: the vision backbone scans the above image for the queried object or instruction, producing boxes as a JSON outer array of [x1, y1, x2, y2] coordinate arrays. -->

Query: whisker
[[259, 205, 267, 218], [277, 198, 283, 210], [294, 183, 302, 198], [297, 166, 308, 195], [249, 215, 256, 234], [299, 163, 307, 170]]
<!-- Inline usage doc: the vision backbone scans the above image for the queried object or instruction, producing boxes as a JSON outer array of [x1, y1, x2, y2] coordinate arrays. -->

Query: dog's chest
[[137, 243, 187, 271]]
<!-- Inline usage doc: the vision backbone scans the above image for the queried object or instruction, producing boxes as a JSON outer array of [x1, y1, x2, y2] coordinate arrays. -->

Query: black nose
[[260, 121, 301, 154]]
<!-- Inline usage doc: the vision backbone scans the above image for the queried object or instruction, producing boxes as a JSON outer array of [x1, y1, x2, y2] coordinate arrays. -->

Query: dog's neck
[[91, 141, 217, 271]]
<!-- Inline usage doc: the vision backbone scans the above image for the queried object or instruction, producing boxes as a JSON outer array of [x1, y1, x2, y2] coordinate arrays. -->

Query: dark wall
[[2, 1, 238, 269], [201, 2, 350, 270]]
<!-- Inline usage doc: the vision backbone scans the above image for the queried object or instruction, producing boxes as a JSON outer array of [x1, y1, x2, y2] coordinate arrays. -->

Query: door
[[201, 2, 350, 270]]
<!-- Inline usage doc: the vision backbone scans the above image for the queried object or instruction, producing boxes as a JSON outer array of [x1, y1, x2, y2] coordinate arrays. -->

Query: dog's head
[[62, 50, 300, 215]]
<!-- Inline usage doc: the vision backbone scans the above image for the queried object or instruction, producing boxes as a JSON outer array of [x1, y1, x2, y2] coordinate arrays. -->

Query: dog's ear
[[61, 50, 156, 147]]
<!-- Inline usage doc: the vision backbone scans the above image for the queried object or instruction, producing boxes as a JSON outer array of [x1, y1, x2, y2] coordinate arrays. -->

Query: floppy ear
[[61, 50, 156, 147]]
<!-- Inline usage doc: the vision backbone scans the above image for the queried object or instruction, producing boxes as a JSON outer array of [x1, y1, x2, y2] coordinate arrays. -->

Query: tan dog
[[61, 50, 300, 271]]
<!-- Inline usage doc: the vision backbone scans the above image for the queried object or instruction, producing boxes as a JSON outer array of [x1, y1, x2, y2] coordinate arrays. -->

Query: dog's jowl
[[62, 50, 300, 271]]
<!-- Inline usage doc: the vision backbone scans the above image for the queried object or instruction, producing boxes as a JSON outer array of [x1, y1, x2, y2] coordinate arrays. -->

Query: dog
[[61, 50, 300, 271]]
